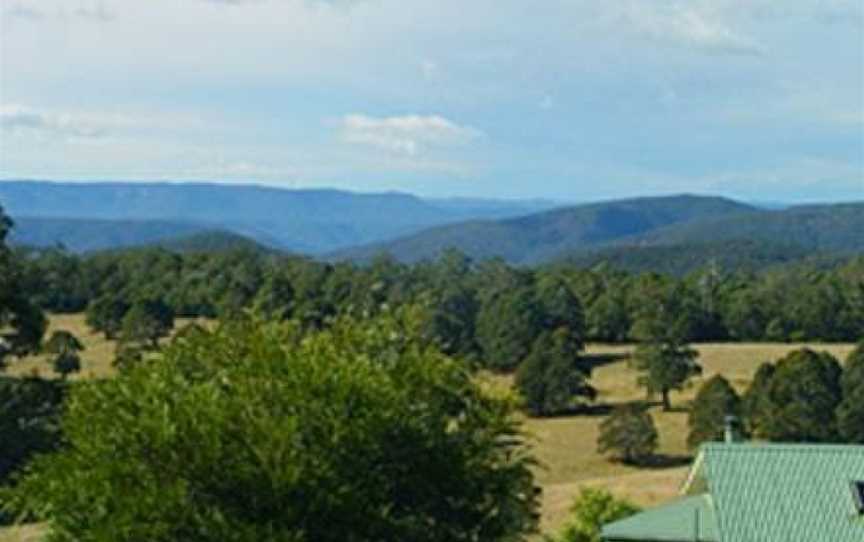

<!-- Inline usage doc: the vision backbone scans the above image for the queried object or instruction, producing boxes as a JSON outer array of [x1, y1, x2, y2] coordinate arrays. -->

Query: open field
[[6, 313, 206, 380], [3, 314, 857, 537], [531, 341, 856, 533], [0, 524, 44, 542]]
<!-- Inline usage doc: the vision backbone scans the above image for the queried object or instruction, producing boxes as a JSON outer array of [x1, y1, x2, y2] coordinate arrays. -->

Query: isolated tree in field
[[630, 340, 699, 411], [630, 297, 700, 411], [741, 361, 775, 436], [119, 299, 174, 348], [516, 328, 594, 416], [687, 375, 741, 449], [4, 312, 539, 541], [759, 349, 842, 442], [44, 330, 85, 380], [476, 287, 543, 371], [85, 295, 129, 340], [837, 341, 864, 443], [597, 403, 658, 465], [553, 488, 640, 542]]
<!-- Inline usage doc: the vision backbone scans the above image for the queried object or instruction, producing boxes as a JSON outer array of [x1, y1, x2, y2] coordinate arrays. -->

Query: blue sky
[[1, 0, 862, 202]]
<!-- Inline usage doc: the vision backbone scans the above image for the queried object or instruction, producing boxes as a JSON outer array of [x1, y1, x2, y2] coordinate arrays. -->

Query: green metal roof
[[700, 443, 864, 542], [601, 495, 718, 542], [601, 443, 864, 542]]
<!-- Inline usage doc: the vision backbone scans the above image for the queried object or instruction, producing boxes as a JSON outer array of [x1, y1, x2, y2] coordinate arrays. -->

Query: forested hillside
[[335, 198, 864, 266], [334, 195, 755, 263], [617, 202, 864, 252]]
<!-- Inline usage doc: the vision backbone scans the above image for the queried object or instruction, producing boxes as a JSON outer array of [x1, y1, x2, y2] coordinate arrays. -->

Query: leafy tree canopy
[[759, 348, 842, 442], [551, 488, 640, 542], [516, 329, 594, 416], [597, 403, 658, 466], [4, 311, 540, 542], [687, 375, 741, 450]]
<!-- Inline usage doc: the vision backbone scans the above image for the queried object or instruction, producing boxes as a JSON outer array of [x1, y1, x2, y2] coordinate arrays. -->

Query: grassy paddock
[[531, 341, 856, 533], [0, 524, 45, 542], [6, 313, 206, 380], [2, 315, 857, 536]]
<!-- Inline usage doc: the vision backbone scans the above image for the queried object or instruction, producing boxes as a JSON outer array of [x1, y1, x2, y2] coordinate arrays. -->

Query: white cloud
[[621, 2, 764, 55], [339, 114, 483, 156], [2, 2, 47, 20], [2, 1, 114, 22], [0, 104, 198, 141], [0, 105, 109, 138]]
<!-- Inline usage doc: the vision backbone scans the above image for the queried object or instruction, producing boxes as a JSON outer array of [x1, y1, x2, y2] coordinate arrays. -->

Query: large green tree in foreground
[[4, 311, 539, 542]]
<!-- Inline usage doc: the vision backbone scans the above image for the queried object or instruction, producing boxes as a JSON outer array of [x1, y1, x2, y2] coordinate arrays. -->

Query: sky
[[0, 0, 862, 202]]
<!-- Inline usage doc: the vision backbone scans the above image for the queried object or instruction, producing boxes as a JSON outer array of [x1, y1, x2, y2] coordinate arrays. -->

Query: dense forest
[[15, 242, 864, 348]]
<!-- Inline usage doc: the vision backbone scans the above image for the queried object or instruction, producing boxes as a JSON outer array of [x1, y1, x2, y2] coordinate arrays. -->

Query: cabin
[[601, 443, 864, 542]]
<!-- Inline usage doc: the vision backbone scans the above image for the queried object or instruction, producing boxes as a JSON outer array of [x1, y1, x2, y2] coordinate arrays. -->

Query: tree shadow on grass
[[638, 453, 693, 470]]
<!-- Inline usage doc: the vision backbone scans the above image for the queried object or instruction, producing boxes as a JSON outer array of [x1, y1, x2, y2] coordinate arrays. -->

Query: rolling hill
[[617, 202, 864, 253], [0, 180, 555, 253], [332, 197, 864, 269], [332, 195, 757, 264]]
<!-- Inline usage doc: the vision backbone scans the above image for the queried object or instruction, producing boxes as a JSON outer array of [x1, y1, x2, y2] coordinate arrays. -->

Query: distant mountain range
[[9, 217, 216, 253], [0, 180, 556, 253], [2, 181, 862, 274]]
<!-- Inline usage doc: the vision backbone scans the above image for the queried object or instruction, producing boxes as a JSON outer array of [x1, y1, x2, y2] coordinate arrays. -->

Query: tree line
[[16, 243, 864, 347]]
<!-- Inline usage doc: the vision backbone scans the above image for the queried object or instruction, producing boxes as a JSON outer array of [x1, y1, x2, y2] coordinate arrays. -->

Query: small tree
[[516, 329, 594, 416], [630, 342, 700, 411], [629, 297, 701, 411], [597, 403, 658, 465], [687, 375, 741, 449], [44, 330, 85, 380], [43, 330, 84, 356], [52, 351, 82, 380], [760, 349, 842, 442], [837, 341, 864, 443], [553, 488, 640, 542]]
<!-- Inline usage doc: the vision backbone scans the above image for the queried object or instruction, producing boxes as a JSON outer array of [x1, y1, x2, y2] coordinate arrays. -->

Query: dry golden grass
[[530, 341, 857, 534], [6, 313, 206, 380], [3, 317, 857, 538], [0, 524, 45, 542]]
